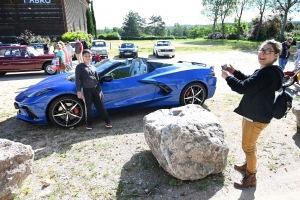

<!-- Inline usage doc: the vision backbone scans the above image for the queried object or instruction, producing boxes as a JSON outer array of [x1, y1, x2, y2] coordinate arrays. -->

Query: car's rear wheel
[[44, 61, 57, 75], [180, 82, 207, 106], [48, 95, 85, 128]]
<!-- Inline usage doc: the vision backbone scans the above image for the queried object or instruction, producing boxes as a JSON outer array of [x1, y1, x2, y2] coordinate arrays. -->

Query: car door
[[0, 48, 14, 72], [12, 48, 35, 71], [100, 63, 158, 111]]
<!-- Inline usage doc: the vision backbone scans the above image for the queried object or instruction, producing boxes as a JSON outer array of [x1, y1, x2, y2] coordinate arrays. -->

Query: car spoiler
[[178, 61, 214, 71]]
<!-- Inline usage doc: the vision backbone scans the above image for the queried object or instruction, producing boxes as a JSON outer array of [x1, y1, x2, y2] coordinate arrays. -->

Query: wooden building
[[0, 0, 90, 43]]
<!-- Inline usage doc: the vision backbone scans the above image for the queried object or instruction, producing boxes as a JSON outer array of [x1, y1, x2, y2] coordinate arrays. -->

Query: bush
[[62, 31, 90, 43], [106, 32, 121, 40], [208, 32, 223, 39], [97, 34, 106, 39]]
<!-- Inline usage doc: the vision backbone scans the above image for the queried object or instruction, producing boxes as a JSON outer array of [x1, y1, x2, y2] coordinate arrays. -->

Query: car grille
[[20, 105, 38, 120], [160, 49, 174, 52]]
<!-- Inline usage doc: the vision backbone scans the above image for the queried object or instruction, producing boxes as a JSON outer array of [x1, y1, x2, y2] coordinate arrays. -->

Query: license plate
[[164, 54, 169, 56], [125, 53, 132, 55]]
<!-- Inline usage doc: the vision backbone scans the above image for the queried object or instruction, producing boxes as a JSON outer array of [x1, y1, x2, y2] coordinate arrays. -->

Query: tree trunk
[[279, 11, 288, 41], [255, 13, 263, 41]]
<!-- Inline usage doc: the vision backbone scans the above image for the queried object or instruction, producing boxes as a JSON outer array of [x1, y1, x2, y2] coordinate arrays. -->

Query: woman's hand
[[226, 64, 235, 74], [221, 70, 229, 79], [100, 91, 104, 99], [77, 91, 82, 99]]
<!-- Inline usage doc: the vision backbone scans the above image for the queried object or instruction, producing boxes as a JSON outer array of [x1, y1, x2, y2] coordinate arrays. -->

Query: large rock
[[143, 104, 229, 180], [0, 139, 34, 200], [292, 104, 300, 128]]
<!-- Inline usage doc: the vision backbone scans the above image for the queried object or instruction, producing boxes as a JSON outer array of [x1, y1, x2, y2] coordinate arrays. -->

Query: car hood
[[15, 73, 74, 101], [91, 47, 107, 50], [156, 46, 175, 49], [120, 48, 137, 51]]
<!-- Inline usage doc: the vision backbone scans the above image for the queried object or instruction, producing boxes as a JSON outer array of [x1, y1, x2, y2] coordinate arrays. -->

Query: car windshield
[[26, 47, 42, 56], [157, 41, 171, 46], [121, 43, 134, 48], [92, 41, 106, 47]]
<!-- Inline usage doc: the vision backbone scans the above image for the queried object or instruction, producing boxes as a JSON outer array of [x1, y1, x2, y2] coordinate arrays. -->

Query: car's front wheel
[[156, 51, 159, 58], [48, 95, 85, 128], [180, 82, 207, 106], [44, 61, 57, 75]]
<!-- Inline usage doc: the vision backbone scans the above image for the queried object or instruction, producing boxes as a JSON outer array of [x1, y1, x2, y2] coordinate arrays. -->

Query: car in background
[[14, 57, 216, 128], [29, 43, 44, 54], [118, 42, 138, 58], [153, 40, 175, 58], [0, 45, 56, 75], [91, 39, 108, 59]]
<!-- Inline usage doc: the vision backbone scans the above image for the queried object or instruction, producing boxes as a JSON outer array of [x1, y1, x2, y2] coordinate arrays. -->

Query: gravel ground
[[1, 51, 300, 200]]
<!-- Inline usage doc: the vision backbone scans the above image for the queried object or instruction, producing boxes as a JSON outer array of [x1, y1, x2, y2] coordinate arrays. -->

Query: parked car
[[91, 39, 108, 59], [119, 42, 138, 58], [14, 57, 216, 128], [29, 43, 44, 54], [0, 45, 56, 75], [153, 40, 175, 58]]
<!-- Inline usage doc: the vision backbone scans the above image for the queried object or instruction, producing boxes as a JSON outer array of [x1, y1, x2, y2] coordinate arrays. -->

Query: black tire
[[48, 95, 85, 128], [119, 54, 122, 58], [282, 75, 295, 87], [172, 55, 175, 58], [134, 53, 138, 58], [44, 61, 57, 75], [180, 82, 207, 106], [0, 72, 6, 75], [153, 51, 155, 55]]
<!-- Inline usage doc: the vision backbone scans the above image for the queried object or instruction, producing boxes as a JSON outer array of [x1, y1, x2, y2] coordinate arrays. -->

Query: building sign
[[24, 0, 52, 3]]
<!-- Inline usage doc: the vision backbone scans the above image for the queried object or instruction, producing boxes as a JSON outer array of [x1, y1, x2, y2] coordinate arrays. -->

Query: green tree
[[86, 8, 95, 36], [252, 0, 272, 41], [219, 0, 236, 39], [172, 23, 183, 36], [202, 0, 223, 39], [122, 10, 146, 37], [112, 27, 125, 36], [276, 0, 300, 41], [90, 1, 97, 37], [188, 26, 201, 39], [234, 0, 251, 40], [148, 15, 166, 36]]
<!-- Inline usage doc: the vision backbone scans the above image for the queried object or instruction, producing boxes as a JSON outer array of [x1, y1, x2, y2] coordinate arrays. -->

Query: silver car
[[91, 39, 109, 58]]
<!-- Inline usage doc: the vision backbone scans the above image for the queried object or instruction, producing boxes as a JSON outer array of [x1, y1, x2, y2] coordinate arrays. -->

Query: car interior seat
[[139, 63, 147, 74], [129, 61, 140, 76]]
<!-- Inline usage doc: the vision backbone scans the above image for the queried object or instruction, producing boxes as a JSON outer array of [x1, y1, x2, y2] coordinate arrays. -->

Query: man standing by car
[[74, 38, 83, 64], [81, 38, 89, 50], [43, 40, 49, 54], [75, 49, 112, 129], [278, 37, 293, 70], [66, 41, 74, 68]]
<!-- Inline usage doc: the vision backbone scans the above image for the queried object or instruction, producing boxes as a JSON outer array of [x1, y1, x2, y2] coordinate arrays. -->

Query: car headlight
[[158, 49, 162, 52], [26, 88, 53, 98], [119, 50, 124, 52]]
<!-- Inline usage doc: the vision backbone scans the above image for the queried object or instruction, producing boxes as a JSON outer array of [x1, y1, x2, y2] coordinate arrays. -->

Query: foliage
[[97, 34, 106, 39], [86, 8, 95, 37], [147, 15, 166, 36], [90, 1, 97, 37], [62, 31, 90, 43], [15, 29, 35, 45], [105, 32, 121, 40], [285, 30, 300, 45], [122, 10, 145, 37]]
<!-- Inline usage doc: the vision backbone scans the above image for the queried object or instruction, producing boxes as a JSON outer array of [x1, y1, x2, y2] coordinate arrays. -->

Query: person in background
[[55, 44, 66, 74], [74, 38, 83, 64], [75, 49, 112, 130], [93, 53, 101, 63], [66, 41, 74, 68], [81, 38, 89, 50], [58, 41, 70, 70], [43, 40, 49, 54], [221, 39, 283, 188], [278, 37, 293, 70]]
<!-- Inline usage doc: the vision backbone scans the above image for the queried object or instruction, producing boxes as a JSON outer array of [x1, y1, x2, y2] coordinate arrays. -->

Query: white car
[[153, 40, 175, 58], [91, 39, 109, 58]]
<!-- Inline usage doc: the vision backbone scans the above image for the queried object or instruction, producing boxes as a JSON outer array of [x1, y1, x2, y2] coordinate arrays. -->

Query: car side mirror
[[100, 75, 113, 83], [118, 46, 120, 48]]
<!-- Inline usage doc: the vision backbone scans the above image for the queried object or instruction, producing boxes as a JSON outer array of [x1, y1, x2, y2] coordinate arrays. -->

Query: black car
[[119, 42, 138, 58]]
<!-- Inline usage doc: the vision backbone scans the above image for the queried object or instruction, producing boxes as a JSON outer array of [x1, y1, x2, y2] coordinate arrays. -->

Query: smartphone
[[221, 64, 228, 70]]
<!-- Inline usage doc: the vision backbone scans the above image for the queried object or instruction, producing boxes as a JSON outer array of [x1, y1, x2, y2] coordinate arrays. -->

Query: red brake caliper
[[73, 107, 79, 114]]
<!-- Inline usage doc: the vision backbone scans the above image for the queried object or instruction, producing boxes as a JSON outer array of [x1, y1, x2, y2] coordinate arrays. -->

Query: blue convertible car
[[14, 58, 217, 128]]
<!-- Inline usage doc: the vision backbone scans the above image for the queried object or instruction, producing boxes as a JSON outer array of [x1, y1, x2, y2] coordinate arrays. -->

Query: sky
[[92, 0, 300, 30]]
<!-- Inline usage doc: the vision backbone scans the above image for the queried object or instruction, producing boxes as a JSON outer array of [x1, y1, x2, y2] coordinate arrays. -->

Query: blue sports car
[[14, 58, 217, 128]]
